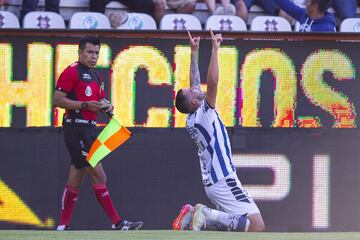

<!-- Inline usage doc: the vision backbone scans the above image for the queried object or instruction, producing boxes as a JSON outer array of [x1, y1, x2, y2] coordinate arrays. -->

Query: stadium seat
[[70, 12, 111, 29], [340, 18, 360, 32], [117, 13, 157, 30], [205, 15, 247, 31], [293, 0, 305, 7], [160, 14, 202, 30], [0, 10, 20, 28], [23, 11, 65, 29], [294, 21, 300, 31], [250, 16, 292, 32]]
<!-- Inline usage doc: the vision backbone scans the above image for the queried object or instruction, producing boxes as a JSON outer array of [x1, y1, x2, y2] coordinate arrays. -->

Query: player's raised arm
[[206, 29, 222, 108], [188, 31, 201, 89]]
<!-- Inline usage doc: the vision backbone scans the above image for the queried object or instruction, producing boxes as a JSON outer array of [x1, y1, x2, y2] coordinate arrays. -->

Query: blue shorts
[[240, 0, 280, 15]]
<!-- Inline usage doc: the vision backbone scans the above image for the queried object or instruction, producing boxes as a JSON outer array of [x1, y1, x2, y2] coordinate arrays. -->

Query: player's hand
[[99, 99, 114, 114], [188, 31, 200, 52], [85, 101, 102, 112], [210, 29, 223, 50]]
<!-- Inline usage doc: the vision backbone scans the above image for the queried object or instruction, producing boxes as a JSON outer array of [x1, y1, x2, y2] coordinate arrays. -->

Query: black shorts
[[63, 123, 98, 169]]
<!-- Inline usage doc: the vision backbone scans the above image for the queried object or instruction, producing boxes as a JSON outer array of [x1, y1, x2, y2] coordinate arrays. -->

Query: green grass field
[[1, 230, 360, 240]]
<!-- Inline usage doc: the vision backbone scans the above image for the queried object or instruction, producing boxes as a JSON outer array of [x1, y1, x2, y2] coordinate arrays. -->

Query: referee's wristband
[[81, 102, 88, 109]]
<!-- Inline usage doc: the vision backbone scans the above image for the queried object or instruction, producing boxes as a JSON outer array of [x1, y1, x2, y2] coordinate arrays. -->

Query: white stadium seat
[[340, 18, 360, 32], [70, 12, 111, 29], [23, 11, 65, 29], [293, 0, 306, 8], [251, 16, 292, 32], [205, 15, 247, 31], [117, 13, 157, 30], [160, 14, 202, 30], [0, 10, 20, 28]]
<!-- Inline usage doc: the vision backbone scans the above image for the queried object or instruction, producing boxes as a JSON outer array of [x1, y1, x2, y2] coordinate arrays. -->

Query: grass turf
[[1, 230, 360, 240]]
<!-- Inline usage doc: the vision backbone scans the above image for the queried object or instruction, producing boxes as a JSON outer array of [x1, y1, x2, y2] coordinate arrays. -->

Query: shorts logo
[[85, 86, 92, 96], [226, 178, 251, 203]]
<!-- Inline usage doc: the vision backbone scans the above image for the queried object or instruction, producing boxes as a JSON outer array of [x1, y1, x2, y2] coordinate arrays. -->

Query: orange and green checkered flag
[[86, 118, 131, 167]]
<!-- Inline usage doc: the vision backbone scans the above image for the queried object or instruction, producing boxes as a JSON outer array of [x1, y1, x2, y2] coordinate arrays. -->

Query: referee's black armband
[[81, 102, 88, 109]]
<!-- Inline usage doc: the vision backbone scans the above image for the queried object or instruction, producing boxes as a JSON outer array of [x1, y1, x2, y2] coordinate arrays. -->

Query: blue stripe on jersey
[[212, 121, 229, 177], [194, 123, 210, 143], [210, 163, 218, 183], [216, 114, 234, 171], [194, 123, 219, 183]]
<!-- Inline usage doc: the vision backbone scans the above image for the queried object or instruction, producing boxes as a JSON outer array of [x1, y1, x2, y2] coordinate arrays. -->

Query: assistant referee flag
[[86, 118, 131, 167]]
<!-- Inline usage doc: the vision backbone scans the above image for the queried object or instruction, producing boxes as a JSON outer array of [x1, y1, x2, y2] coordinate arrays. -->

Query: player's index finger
[[210, 29, 214, 37], [187, 31, 193, 40]]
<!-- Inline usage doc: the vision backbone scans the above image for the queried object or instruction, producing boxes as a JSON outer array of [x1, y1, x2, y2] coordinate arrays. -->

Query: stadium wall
[[0, 127, 359, 231]]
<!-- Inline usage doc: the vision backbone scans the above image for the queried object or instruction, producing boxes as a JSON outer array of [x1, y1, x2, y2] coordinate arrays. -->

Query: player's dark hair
[[311, 0, 332, 13], [175, 89, 191, 114], [79, 36, 101, 51]]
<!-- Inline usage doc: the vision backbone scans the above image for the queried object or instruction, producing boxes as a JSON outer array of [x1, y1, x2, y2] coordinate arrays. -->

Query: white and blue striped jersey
[[186, 100, 236, 186]]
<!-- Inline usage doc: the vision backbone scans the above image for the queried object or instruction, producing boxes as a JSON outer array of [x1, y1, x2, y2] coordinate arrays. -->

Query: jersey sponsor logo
[[186, 126, 197, 138], [203, 178, 211, 185], [75, 119, 89, 124], [196, 140, 206, 152], [85, 86, 92, 97], [65, 118, 97, 125], [82, 73, 91, 80]]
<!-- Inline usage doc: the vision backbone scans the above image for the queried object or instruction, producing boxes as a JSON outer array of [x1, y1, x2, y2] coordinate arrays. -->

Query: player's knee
[[247, 214, 265, 232], [249, 220, 265, 232], [98, 174, 107, 184]]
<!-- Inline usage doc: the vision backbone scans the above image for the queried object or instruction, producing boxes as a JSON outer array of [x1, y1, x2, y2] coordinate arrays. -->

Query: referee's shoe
[[112, 220, 143, 230]]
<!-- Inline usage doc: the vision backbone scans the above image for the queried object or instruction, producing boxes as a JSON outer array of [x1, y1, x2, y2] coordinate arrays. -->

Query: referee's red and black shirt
[[55, 61, 105, 122]]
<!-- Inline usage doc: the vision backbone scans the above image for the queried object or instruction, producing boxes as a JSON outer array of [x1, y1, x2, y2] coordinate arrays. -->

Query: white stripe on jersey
[[186, 100, 235, 186]]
